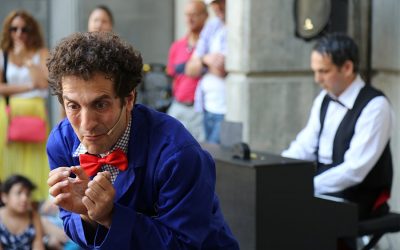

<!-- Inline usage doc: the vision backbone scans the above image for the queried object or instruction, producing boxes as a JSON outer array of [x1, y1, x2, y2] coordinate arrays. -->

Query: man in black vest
[[282, 33, 393, 221]]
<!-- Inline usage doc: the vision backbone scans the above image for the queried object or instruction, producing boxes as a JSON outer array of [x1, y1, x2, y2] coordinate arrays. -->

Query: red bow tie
[[79, 148, 128, 176]]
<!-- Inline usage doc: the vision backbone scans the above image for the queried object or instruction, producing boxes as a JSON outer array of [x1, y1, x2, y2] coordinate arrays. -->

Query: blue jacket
[[46, 104, 239, 250]]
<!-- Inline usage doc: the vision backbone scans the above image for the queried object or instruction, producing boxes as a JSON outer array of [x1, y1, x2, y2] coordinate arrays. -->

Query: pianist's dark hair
[[313, 33, 359, 73]]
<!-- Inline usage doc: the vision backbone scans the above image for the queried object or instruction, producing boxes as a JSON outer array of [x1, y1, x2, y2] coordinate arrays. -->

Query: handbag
[[7, 115, 47, 143], [2, 52, 47, 143]]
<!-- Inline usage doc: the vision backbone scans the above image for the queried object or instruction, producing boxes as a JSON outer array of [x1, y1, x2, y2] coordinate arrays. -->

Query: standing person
[[0, 10, 49, 201], [282, 33, 393, 222], [46, 32, 239, 250], [87, 5, 114, 32], [186, 0, 227, 144], [166, 0, 208, 142], [0, 174, 45, 250]]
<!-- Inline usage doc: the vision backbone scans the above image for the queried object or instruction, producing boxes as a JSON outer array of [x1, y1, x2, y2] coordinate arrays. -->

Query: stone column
[[226, 0, 318, 153], [372, 0, 400, 246]]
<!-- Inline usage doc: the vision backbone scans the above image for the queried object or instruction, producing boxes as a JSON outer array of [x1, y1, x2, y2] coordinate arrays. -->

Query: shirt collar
[[73, 115, 132, 157], [332, 74, 365, 109]]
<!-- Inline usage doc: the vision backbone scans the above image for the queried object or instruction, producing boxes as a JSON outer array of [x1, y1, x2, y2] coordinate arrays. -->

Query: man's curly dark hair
[[47, 32, 143, 104]]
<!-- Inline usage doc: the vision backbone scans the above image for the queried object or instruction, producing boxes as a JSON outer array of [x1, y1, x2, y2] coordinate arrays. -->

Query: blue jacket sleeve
[[95, 145, 217, 249], [47, 124, 95, 248]]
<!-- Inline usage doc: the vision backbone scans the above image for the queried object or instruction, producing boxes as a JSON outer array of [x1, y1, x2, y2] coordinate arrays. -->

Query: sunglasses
[[9, 26, 29, 33]]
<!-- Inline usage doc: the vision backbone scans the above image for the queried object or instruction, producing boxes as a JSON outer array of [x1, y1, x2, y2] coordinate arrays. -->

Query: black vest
[[316, 85, 393, 209]]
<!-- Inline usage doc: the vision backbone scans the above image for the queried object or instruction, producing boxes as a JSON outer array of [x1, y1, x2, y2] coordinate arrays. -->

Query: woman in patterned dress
[[0, 175, 45, 250]]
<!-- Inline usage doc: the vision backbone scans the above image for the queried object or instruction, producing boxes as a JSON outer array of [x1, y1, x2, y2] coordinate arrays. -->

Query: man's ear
[[342, 60, 354, 76], [125, 90, 136, 111]]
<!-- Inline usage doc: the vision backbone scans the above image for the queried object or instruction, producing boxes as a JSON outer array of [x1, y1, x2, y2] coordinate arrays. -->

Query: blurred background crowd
[[1, 0, 400, 249]]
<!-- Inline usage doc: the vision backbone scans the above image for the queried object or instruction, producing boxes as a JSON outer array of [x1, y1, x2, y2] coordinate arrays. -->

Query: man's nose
[[80, 109, 97, 132], [314, 73, 322, 83]]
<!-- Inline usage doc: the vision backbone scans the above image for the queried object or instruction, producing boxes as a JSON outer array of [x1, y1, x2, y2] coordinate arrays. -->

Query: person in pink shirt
[[166, 0, 208, 142]]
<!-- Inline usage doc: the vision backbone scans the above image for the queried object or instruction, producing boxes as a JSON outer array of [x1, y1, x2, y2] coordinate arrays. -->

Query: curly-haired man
[[46, 32, 239, 250]]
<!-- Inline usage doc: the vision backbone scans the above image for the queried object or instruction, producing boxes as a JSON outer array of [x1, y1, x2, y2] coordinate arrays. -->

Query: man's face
[[210, 0, 226, 21], [62, 73, 135, 154], [310, 51, 351, 97], [185, 2, 208, 33]]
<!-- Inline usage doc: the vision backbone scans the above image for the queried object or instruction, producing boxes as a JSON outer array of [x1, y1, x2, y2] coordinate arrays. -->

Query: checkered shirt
[[73, 116, 131, 184]]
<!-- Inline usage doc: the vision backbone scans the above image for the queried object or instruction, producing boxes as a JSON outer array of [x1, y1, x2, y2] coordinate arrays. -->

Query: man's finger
[[92, 172, 112, 191], [53, 192, 72, 206], [97, 171, 111, 181], [48, 167, 70, 177], [48, 179, 69, 197], [47, 168, 70, 186], [85, 184, 100, 202], [71, 166, 90, 181], [82, 196, 96, 218]]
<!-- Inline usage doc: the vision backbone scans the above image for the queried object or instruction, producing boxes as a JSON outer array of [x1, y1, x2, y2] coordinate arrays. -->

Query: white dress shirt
[[282, 75, 393, 194]]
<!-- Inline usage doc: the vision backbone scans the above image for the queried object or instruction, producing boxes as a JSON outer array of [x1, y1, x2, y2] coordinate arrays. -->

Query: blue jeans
[[204, 111, 224, 144]]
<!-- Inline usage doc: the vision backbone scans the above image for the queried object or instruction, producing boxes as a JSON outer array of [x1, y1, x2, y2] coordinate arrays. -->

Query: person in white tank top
[[0, 10, 48, 97], [0, 10, 49, 203]]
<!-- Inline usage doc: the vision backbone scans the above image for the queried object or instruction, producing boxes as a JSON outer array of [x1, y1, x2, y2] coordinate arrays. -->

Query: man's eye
[[95, 102, 108, 109], [66, 103, 79, 110]]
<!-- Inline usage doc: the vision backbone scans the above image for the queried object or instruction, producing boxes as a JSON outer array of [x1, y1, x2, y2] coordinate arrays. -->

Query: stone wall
[[372, 0, 400, 246]]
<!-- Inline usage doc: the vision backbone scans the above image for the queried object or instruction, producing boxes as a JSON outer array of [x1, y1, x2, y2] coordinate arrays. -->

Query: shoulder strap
[[2, 51, 7, 84], [2, 52, 9, 105]]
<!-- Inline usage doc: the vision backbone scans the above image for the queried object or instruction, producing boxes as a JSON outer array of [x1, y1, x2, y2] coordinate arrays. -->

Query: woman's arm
[[0, 48, 47, 96], [26, 48, 49, 89], [32, 210, 46, 250], [41, 217, 69, 249], [185, 54, 204, 77], [0, 83, 34, 95]]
